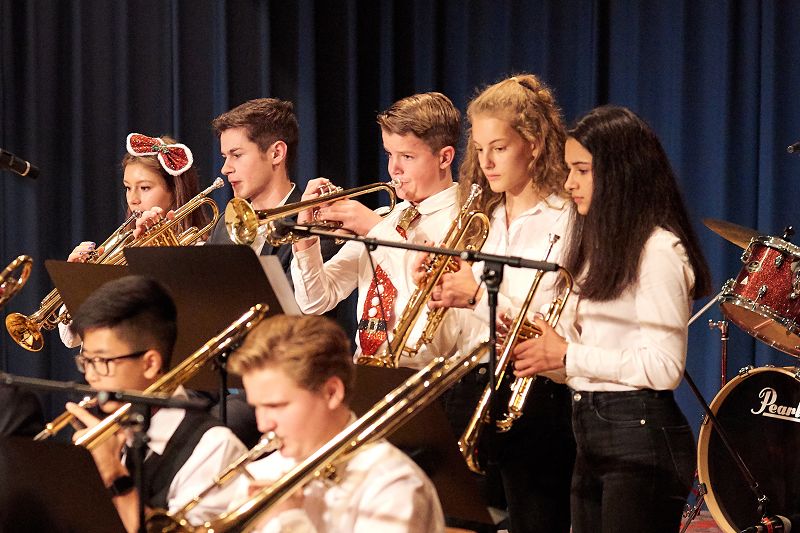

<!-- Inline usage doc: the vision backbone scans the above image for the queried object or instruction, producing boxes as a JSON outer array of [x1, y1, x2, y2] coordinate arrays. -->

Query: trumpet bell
[[225, 197, 261, 245], [0, 255, 32, 309], [5, 313, 44, 352]]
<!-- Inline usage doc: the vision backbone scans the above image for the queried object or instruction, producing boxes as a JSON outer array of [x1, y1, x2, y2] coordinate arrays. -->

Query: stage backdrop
[[2, 0, 800, 429]]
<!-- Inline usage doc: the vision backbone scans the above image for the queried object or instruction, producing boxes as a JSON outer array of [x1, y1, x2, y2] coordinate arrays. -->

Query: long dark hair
[[562, 106, 711, 301]]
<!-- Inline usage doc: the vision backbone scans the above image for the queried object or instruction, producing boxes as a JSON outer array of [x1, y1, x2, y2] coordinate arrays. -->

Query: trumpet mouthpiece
[[389, 177, 401, 188], [212, 177, 225, 188]]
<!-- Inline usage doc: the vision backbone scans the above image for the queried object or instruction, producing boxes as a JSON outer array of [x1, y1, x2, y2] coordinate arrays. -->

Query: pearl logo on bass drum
[[750, 386, 800, 422]]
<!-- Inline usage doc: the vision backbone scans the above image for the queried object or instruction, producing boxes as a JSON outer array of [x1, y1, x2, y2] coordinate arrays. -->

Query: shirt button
[[572, 392, 582, 402]]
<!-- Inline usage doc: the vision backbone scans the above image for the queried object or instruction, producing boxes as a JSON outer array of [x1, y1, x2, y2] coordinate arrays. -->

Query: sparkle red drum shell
[[720, 236, 800, 357], [697, 366, 800, 533]]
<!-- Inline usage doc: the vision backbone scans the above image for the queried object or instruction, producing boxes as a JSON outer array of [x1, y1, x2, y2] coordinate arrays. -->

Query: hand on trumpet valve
[[495, 312, 513, 350], [410, 245, 433, 286], [297, 178, 336, 224], [426, 256, 482, 310], [314, 199, 381, 236], [511, 314, 568, 377], [66, 401, 129, 486], [132, 206, 175, 239], [68, 241, 104, 263]]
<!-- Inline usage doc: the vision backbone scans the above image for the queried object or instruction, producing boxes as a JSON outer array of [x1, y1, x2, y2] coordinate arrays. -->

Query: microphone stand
[[276, 223, 559, 272], [280, 223, 557, 436]]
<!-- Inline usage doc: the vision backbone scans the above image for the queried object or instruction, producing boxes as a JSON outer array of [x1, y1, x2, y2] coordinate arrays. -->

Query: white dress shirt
[[457, 195, 573, 362], [123, 386, 247, 525], [563, 228, 696, 392], [291, 184, 470, 368], [229, 439, 445, 533]]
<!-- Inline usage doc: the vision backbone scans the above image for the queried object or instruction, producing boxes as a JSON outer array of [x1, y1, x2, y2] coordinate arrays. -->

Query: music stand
[[46, 246, 298, 391], [349, 365, 492, 526], [44, 262, 128, 319], [0, 436, 125, 533], [124, 246, 299, 391]]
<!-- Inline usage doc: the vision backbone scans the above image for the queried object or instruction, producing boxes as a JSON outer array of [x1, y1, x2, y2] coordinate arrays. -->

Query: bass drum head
[[697, 367, 800, 533]]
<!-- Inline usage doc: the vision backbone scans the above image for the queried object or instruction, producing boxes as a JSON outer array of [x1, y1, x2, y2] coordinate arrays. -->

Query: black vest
[[127, 410, 222, 510]]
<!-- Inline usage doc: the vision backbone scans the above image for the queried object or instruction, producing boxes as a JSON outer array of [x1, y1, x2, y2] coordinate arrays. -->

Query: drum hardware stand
[[681, 318, 728, 532], [680, 293, 771, 530], [709, 319, 730, 388]]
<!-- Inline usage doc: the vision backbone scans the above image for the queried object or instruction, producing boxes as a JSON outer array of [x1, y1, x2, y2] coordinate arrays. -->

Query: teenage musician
[[65, 275, 246, 533], [426, 73, 576, 533], [513, 105, 712, 533], [290, 92, 470, 367], [226, 314, 445, 532], [60, 133, 208, 348]]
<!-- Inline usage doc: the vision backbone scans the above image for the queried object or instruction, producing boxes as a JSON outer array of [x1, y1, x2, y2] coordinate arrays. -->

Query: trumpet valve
[[317, 182, 342, 196]]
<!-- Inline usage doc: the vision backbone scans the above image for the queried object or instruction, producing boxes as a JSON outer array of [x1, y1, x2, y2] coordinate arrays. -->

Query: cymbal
[[703, 218, 760, 249]]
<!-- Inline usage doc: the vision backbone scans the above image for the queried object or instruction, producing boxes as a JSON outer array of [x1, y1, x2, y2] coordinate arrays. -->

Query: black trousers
[[441, 367, 575, 533], [570, 389, 694, 533]]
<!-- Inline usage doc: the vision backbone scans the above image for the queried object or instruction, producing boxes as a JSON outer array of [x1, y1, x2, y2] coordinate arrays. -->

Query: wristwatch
[[108, 474, 135, 497]]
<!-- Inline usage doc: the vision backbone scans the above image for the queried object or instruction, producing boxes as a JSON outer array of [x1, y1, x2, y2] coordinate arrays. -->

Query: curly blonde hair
[[458, 74, 568, 215]]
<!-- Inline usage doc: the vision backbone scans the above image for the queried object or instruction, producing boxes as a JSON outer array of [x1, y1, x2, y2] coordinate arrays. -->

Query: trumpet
[[5, 178, 222, 352], [146, 432, 282, 533], [34, 396, 96, 441], [356, 183, 490, 368], [196, 342, 488, 532], [224, 181, 397, 247], [0, 255, 32, 309], [459, 234, 573, 474], [74, 303, 267, 451]]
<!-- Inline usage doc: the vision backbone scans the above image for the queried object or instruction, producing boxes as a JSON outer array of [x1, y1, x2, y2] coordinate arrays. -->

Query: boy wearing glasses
[[65, 275, 246, 533]]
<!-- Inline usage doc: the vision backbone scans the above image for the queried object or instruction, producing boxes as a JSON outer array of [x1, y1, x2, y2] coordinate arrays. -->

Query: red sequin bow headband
[[126, 133, 194, 176]]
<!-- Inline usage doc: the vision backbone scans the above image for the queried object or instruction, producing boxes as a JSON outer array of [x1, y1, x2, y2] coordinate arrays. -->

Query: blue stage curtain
[[2, 0, 800, 426]]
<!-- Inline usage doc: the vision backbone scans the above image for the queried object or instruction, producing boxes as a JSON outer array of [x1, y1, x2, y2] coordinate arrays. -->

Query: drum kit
[[685, 219, 800, 533]]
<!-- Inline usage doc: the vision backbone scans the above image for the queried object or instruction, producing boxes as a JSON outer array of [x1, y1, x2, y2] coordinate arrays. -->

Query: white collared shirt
[[563, 228, 696, 391], [291, 184, 470, 368], [457, 194, 573, 366], [229, 438, 445, 533]]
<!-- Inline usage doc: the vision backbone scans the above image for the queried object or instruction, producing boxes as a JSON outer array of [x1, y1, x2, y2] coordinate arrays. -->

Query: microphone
[[740, 515, 792, 532], [787, 141, 800, 154], [0, 149, 39, 179]]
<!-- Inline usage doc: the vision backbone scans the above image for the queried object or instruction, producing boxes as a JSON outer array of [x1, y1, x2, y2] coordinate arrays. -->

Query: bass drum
[[697, 366, 800, 533]]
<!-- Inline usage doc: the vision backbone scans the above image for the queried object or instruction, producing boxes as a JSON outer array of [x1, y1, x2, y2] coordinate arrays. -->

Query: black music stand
[[46, 245, 299, 392], [350, 365, 492, 527], [44, 262, 129, 318], [0, 436, 125, 533]]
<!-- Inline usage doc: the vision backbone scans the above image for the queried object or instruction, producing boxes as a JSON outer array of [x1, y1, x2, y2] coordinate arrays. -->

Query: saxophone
[[356, 184, 490, 368]]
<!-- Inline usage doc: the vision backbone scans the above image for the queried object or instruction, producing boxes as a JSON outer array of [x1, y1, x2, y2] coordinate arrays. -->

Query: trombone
[[458, 234, 573, 474], [0, 255, 32, 309], [145, 432, 282, 532], [224, 181, 397, 247], [5, 178, 223, 352], [194, 342, 488, 532]]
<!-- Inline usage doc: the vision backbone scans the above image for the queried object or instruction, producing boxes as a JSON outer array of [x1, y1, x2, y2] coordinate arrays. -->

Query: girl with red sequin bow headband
[[126, 133, 194, 176]]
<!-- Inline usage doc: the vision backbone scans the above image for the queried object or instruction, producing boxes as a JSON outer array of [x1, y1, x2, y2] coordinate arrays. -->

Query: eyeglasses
[[74, 350, 148, 376]]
